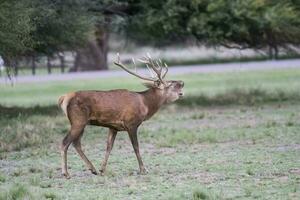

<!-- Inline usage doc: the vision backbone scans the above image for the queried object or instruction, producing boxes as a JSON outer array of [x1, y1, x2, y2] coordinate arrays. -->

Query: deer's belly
[[88, 119, 126, 131]]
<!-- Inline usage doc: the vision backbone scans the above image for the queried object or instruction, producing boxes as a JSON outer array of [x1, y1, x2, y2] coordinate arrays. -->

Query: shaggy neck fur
[[140, 88, 166, 120]]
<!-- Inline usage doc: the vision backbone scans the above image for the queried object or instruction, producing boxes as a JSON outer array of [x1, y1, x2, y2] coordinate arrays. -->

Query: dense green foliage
[[0, 0, 33, 57], [30, 0, 93, 55], [125, 0, 300, 52], [0, 0, 93, 61], [0, 0, 300, 68]]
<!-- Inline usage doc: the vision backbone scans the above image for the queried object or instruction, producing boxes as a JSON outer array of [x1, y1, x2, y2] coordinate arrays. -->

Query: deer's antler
[[138, 53, 169, 84], [114, 53, 169, 84], [114, 53, 157, 82]]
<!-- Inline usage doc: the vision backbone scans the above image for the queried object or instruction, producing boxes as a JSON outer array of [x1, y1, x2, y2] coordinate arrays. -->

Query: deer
[[58, 53, 184, 179]]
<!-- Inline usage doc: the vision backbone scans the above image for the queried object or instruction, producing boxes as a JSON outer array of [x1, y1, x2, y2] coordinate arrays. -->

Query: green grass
[[0, 184, 32, 200], [1, 68, 300, 106], [0, 68, 300, 199], [0, 103, 299, 199]]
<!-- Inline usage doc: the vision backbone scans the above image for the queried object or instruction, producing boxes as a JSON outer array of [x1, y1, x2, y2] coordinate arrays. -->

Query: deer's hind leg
[[61, 124, 85, 179], [73, 134, 97, 175]]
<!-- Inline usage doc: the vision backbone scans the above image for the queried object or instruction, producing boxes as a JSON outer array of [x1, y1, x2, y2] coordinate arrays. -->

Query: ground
[[0, 68, 300, 199]]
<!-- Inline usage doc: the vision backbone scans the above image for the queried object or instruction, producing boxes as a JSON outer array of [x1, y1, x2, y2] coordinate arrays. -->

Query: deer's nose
[[179, 92, 184, 97]]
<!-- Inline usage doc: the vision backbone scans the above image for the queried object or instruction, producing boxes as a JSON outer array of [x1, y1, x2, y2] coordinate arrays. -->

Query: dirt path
[[1, 59, 300, 84]]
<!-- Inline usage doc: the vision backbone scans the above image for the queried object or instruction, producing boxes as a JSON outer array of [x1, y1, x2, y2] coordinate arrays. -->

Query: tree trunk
[[268, 46, 274, 60], [47, 56, 52, 74], [2, 56, 12, 79], [12, 59, 18, 76], [268, 46, 279, 60], [274, 45, 279, 60], [72, 40, 107, 71], [70, 52, 80, 72], [3, 57, 19, 76], [95, 20, 109, 70], [58, 53, 65, 73], [32, 55, 36, 75], [72, 19, 109, 72]]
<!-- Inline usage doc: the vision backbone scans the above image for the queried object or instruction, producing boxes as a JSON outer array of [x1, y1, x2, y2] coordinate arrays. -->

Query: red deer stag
[[58, 54, 184, 178]]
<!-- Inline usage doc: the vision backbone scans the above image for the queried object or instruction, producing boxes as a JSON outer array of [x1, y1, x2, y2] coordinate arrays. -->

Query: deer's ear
[[142, 81, 156, 88], [142, 81, 165, 89], [157, 82, 165, 89]]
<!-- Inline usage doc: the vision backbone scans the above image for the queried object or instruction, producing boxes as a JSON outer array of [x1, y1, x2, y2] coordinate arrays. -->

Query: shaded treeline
[[1, 0, 300, 76]]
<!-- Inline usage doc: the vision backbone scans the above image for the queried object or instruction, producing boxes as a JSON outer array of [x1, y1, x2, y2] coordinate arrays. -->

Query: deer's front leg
[[100, 128, 117, 175], [128, 128, 147, 174]]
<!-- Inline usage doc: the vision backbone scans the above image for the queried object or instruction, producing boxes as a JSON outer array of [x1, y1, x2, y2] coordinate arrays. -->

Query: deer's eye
[[173, 84, 180, 89]]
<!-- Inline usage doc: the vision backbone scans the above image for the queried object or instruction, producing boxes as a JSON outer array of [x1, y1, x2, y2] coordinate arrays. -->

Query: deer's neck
[[140, 88, 166, 120]]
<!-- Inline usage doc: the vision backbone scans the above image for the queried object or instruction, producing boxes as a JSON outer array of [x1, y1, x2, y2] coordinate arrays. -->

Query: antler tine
[[132, 58, 138, 73], [159, 59, 163, 67], [155, 60, 163, 73], [114, 54, 156, 82], [117, 52, 121, 63], [143, 54, 167, 83], [162, 63, 168, 79], [146, 64, 156, 78], [146, 52, 152, 60], [115, 53, 169, 84], [137, 56, 163, 80]]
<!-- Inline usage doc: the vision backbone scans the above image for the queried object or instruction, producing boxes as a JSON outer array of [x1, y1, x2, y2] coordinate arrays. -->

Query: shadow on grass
[[0, 105, 60, 119], [0, 105, 64, 152], [178, 88, 300, 107], [1, 88, 300, 119]]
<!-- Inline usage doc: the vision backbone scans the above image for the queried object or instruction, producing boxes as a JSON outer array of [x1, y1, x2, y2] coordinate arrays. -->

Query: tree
[[187, 0, 300, 58], [0, 0, 94, 74], [2, 0, 300, 75], [72, 0, 123, 71], [0, 0, 33, 70], [122, 0, 300, 58], [29, 0, 93, 73]]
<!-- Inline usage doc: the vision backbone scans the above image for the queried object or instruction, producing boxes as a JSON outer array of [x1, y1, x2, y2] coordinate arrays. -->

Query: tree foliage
[[188, 0, 300, 50], [29, 0, 93, 56], [123, 0, 300, 53], [1, 0, 300, 70], [0, 0, 33, 58], [0, 0, 93, 61]]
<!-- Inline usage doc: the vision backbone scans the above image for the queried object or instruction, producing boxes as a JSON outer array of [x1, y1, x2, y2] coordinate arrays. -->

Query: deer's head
[[114, 53, 184, 103]]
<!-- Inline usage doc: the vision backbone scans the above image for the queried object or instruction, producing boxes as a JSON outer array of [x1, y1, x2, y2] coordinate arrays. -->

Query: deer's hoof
[[90, 169, 98, 175], [139, 168, 148, 175], [62, 172, 71, 179], [99, 169, 105, 176]]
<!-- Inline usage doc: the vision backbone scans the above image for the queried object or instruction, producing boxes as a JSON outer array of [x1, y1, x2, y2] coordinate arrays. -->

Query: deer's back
[[66, 90, 147, 130]]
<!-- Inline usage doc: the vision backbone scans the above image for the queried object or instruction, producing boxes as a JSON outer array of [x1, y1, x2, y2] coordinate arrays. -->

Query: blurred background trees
[[30, 0, 93, 73], [0, 0, 299, 74], [126, 0, 300, 58], [0, 0, 33, 73]]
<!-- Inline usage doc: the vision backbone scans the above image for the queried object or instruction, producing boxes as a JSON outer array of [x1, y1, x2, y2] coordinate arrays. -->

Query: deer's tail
[[58, 92, 76, 117]]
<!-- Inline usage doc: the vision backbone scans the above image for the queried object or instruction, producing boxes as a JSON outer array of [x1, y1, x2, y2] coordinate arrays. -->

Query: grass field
[[1, 68, 300, 107], [0, 68, 300, 199]]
